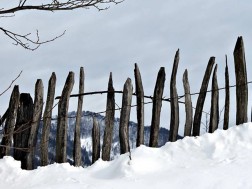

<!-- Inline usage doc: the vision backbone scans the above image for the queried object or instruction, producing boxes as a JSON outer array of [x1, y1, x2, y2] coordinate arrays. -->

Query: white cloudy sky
[[0, 0, 251, 133]]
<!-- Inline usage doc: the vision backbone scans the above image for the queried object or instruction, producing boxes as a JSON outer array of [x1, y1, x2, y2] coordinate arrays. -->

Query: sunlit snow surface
[[1, 123, 252, 189]]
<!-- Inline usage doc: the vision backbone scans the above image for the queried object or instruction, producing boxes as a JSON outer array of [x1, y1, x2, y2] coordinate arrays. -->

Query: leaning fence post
[[183, 70, 193, 137], [223, 56, 230, 130], [233, 36, 248, 125], [92, 116, 100, 164], [56, 72, 74, 163], [134, 63, 144, 147], [209, 65, 219, 133], [169, 49, 180, 142], [192, 57, 215, 136], [119, 78, 133, 154], [27, 79, 44, 170], [149, 67, 165, 147], [0, 85, 20, 158], [74, 67, 84, 167], [41, 72, 56, 166], [102, 72, 115, 161], [13, 93, 34, 170]]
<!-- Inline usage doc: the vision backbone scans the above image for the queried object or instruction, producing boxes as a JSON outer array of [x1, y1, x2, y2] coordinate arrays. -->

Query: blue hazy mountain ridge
[[35, 111, 182, 167]]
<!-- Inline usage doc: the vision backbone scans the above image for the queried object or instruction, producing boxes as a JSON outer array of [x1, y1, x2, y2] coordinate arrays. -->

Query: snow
[[1, 123, 252, 189]]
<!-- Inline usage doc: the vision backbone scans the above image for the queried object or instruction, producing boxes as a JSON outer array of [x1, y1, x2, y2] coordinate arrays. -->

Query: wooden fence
[[0, 36, 249, 170]]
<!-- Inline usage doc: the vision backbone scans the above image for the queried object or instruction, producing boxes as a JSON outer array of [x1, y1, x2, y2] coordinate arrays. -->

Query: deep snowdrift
[[1, 123, 252, 189]]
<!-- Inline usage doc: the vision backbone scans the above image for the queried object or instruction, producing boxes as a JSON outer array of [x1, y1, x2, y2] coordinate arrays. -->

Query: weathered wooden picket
[[0, 36, 249, 170]]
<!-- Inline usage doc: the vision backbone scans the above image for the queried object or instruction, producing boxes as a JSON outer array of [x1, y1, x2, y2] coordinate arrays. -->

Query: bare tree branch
[[0, 0, 123, 14], [0, 0, 122, 50], [0, 27, 66, 50]]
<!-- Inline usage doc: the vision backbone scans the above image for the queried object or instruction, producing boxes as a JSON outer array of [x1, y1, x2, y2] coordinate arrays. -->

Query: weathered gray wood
[[92, 116, 100, 164], [0, 85, 20, 158], [183, 70, 193, 137], [233, 36, 248, 125], [223, 56, 230, 130], [27, 79, 44, 170], [102, 72, 115, 161], [56, 72, 74, 163], [169, 49, 180, 142], [41, 72, 56, 166], [134, 63, 144, 147], [13, 93, 34, 170], [119, 78, 133, 154], [73, 67, 84, 167], [209, 65, 219, 133], [149, 67, 165, 147], [192, 57, 215, 136]]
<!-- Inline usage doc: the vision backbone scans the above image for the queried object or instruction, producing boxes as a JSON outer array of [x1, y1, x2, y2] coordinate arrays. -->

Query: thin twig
[[0, 27, 66, 51], [0, 71, 22, 96]]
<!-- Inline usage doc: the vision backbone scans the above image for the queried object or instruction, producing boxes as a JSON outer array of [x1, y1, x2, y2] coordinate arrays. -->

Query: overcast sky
[[0, 0, 252, 134]]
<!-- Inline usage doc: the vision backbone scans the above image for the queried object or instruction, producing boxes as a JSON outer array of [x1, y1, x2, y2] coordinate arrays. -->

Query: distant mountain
[[34, 111, 181, 167]]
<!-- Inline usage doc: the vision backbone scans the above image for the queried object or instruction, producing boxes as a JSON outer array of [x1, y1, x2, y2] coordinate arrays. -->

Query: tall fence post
[[41, 72, 56, 166], [223, 56, 230, 130], [169, 49, 180, 142], [0, 85, 20, 158], [102, 72, 115, 161], [74, 67, 84, 167], [92, 116, 100, 164], [149, 67, 165, 147], [56, 72, 74, 163], [119, 78, 133, 154], [13, 93, 34, 169], [27, 79, 44, 170], [234, 36, 248, 125], [192, 57, 215, 136], [134, 63, 144, 147], [209, 65, 219, 133], [183, 70, 193, 136]]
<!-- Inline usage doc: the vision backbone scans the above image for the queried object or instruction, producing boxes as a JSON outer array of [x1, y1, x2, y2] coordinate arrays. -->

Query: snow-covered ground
[[1, 123, 252, 189]]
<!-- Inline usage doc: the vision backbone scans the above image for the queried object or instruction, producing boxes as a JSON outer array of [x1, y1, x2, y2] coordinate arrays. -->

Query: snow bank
[[1, 123, 252, 189]]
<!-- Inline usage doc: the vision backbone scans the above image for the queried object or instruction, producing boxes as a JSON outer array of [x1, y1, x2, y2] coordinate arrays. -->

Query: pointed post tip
[[234, 36, 244, 54]]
